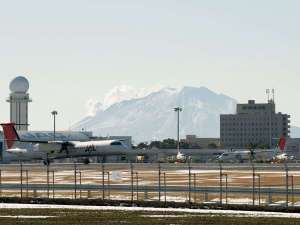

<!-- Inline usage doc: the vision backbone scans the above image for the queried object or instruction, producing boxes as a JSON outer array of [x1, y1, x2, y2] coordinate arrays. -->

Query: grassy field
[[0, 208, 300, 225]]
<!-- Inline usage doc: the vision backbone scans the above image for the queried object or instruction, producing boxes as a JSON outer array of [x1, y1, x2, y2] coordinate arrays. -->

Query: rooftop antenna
[[272, 89, 275, 103], [266, 89, 270, 102]]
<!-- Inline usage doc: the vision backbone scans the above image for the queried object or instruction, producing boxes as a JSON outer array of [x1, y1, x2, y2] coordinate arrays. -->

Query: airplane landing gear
[[43, 153, 51, 166], [43, 159, 50, 166], [83, 158, 90, 165]]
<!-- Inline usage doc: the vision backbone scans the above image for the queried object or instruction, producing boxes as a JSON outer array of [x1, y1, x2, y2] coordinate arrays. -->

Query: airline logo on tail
[[1, 123, 20, 149], [278, 137, 287, 152]]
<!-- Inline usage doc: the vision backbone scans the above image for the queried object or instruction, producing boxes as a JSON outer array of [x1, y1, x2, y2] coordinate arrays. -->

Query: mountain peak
[[73, 85, 237, 142]]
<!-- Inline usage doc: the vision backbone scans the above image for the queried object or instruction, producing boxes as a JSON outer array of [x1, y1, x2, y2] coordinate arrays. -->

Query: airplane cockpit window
[[111, 141, 122, 146]]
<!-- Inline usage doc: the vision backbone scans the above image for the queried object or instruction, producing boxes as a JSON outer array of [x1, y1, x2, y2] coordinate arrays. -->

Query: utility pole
[[174, 107, 183, 155], [51, 110, 58, 141]]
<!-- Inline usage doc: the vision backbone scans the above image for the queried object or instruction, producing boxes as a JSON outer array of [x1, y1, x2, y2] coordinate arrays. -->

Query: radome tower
[[7, 76, 32, 131]]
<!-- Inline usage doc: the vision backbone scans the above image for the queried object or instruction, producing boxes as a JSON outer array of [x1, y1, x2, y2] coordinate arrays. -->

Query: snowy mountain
[[72, 86, 237, 143]]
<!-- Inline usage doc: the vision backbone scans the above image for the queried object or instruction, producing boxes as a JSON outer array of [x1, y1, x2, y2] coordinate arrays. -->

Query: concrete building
[[7, 76, 32, 131], [220, 100, 290, 148]]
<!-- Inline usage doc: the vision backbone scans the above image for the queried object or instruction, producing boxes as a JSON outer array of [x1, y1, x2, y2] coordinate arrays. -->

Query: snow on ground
[[150, 196, 187, 203], [174, 170, 220, 174], [141, 215, 192, 218], [211, 198, 267, 205], [0, 203, 300, 218], [0, 215, 56, 219]]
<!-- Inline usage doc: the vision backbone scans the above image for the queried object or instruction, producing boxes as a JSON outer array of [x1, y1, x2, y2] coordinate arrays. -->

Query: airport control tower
[[7, 76, 32, 131]]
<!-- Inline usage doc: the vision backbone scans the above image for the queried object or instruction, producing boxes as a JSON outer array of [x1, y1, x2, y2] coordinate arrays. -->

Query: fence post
[[26, 170, 29, 198], [258, 174, 261, 206], [252, 163, 255, 206], [291, 175, 294, 207], [268, 188, 272, 205], [188, 159, 191, 205], [74, 163, 77, 200], [52, 171, 55, 199], [107, 172, 110, 200], [225, 174, 228, 205], [130, 163, 134, 203], [285, 163, 289, 208], [158, 162, 161, 202], [193, 173, 196, 203], [204, 192, 208, 202], [219, 162, 222, 205], [135, 172, 139, 201], [20, 162, 23, 199], [0, 169, 2, 197], [47, 164, 50, 198], [102, 163, 105, 200], [163, 172, 166, 205], [79, 171, 82, 199]]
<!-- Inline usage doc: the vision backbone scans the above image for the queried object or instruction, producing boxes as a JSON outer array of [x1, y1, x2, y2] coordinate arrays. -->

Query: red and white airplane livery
[[1, 123, 130, 165]]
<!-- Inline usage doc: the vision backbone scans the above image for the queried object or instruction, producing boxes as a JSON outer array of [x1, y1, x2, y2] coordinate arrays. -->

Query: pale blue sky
[[0, 0, 299, 130]]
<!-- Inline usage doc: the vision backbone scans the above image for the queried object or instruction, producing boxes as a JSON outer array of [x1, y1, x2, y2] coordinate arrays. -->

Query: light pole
[[174, 107, 182, 155], [51, 110, 58, 141]]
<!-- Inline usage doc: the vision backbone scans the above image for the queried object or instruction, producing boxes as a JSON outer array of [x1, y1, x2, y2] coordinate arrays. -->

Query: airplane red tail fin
[[0, 123, 20, 149], [278, 137, 287, 152]]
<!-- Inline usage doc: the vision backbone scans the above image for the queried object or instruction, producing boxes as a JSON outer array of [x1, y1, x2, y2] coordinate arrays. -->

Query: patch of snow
[[102, 85, 166, 110], [111, 171, 123, 181], [0, 215, 56, 219], [0, 203, 299, 218], [141, 214, 191, 218], [174, 170, 220, 174], [211, 198, 266, 205], [150, 196, 187, 203]]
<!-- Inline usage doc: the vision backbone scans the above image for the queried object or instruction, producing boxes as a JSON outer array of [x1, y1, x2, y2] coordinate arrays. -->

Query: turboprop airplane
[[1, 123, 130, 165]]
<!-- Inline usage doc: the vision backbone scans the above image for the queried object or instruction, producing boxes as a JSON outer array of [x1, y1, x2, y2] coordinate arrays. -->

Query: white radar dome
[[9, 76, 30, 93]]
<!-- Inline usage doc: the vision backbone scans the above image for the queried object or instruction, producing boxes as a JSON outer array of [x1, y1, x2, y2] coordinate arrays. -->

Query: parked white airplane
[[176, 151, 186, 163], [217, 137, 293, 163], [1, 123, 130, 165], [167, 150, 187, 164]]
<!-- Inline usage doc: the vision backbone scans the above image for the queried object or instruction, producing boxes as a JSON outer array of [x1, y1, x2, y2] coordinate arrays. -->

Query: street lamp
[[174, 107, 183, 155], [51, 110, 58, 141]]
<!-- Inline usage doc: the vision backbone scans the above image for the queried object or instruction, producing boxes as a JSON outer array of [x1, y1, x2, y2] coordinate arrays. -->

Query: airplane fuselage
[[4, 140, 129, 162]]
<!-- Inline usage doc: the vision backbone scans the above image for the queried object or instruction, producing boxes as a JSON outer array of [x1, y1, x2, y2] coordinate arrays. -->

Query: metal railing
[[0, 162, 299, 207]]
